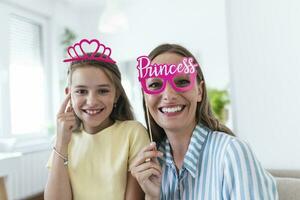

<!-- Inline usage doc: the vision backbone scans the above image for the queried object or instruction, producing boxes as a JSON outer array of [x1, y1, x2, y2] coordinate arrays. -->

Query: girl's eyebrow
[[74, 84, 111, 88]]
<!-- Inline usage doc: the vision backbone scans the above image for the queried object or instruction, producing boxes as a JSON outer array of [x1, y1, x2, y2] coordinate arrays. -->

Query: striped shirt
[[158, 124, 278, 200]]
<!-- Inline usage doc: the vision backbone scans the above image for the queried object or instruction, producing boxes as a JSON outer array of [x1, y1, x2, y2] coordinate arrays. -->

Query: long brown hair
[[68, 53, 134, 131], [143, 44, 234, 144]]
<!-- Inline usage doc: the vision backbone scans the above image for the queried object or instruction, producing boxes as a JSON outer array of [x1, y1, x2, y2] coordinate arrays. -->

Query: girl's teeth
[[86, 109, 101, 115], [162, 106, 183, 113]]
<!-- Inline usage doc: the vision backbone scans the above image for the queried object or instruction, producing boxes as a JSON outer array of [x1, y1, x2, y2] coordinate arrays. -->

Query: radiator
[[9, 149, 51, 200]]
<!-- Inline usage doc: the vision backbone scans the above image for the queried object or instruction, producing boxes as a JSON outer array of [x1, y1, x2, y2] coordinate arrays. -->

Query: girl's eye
[[75, 89, 87, 95], [98, 89, 110, 95]]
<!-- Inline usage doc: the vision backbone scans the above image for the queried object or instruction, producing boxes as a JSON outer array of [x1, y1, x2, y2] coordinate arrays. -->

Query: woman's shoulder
[[210, 131, 261, 168], [209, 130, 251, 152]]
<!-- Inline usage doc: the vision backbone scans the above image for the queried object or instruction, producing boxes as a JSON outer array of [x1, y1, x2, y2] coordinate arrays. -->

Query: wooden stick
[[144, 96, 153, 142]]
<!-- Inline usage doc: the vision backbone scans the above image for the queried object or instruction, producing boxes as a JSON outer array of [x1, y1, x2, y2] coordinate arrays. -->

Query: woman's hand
[[55, 93, 76, 152], [131, 142, 163, 200]]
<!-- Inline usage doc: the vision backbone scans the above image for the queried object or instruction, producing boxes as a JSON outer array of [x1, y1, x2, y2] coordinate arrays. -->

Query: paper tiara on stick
[[63, 38, 116, 64]]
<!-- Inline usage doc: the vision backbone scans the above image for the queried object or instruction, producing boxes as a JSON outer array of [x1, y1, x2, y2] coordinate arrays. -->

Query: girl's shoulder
[[115, 120, 150, 144], [114, 120, 148, 136], [114, 120, 146, 130]]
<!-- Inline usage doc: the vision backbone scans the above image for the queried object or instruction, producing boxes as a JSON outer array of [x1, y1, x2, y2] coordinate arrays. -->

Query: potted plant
[[207, 88, 230, 124]]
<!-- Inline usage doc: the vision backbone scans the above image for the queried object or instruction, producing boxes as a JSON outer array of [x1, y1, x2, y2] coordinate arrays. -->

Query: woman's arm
[[125, 172, 144, 200], [130, 143, 163, 200]]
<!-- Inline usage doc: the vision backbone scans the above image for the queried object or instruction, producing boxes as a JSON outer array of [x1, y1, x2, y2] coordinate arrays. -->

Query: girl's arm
[[125, 172, 144, 200], [44, 94, 75, 200], [44, 145, 72, 200]]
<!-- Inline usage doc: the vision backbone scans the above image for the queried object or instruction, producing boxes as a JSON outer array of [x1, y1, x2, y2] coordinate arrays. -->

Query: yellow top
[[48, 120, 150, 200]]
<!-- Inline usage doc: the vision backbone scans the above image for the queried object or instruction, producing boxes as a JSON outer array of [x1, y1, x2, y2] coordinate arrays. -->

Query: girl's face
[[145, 53, 203, 133], [70, 66, 117, 134]]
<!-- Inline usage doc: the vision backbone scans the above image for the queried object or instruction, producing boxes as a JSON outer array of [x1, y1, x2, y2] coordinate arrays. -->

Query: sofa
[[268, 169, 300, 200]]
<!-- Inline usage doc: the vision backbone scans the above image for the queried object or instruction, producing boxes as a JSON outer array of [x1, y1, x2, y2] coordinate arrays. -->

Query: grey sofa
[[269, 169, 300, 200]]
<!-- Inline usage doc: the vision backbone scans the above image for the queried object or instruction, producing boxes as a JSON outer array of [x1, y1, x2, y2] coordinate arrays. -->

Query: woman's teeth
[[161, 106, 184, 113]]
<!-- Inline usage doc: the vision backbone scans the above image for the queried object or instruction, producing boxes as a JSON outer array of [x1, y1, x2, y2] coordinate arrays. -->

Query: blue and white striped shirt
[[158, 124, 278, 200]]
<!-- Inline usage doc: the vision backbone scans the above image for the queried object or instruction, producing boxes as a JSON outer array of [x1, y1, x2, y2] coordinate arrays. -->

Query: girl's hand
[[131, 142, 163, 199], [55, 93, 76, 151]]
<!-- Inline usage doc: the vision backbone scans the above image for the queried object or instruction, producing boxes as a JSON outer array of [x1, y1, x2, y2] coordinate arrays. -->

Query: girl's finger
[[65, 116, 76, 121], [64, 112, 75, 117], [58, 93, 71, 115]]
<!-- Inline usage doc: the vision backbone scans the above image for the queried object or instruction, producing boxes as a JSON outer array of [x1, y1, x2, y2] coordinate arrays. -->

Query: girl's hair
[[143, 44, 234, 144], [68, 53, 134, 130]]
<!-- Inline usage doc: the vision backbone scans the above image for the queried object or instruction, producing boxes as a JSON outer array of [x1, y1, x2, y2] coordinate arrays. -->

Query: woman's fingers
[[132, 143, 163, 167], [142, 142, 157, 152], [131, 161, 161, 177], [135, 168, 161, 183]]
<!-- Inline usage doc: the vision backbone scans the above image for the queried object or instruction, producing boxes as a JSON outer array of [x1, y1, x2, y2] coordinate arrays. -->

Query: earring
[[113, 102, 117, 108]]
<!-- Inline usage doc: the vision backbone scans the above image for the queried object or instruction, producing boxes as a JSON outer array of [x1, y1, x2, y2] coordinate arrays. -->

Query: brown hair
[[143, 44, 234, 144], [68, 53, 134, 130]]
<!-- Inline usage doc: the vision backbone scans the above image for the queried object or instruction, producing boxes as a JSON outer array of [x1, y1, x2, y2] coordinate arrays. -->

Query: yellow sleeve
[[128, 122, 150, 171]]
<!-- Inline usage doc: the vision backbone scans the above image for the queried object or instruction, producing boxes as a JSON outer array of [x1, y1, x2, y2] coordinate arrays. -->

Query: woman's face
[[145, 52, 203, 133], [70, 66, 117, 133]]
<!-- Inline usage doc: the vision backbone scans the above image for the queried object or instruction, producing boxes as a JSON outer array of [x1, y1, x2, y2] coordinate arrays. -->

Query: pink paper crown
[[63, 38, 116, 64]]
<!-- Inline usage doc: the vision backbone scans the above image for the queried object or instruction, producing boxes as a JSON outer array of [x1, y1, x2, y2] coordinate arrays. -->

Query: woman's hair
[[143, 44, 234, 144], [67, 53, 134, 130]]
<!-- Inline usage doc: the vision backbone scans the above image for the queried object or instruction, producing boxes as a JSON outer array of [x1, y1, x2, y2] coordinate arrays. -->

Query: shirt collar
[[158, 124, 210, 178]]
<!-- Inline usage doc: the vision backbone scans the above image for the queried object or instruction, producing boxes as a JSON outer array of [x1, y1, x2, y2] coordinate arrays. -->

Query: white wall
[[98, 0, 231, 123], [101, 0, 230, 89], [226, 0, 300, 169]]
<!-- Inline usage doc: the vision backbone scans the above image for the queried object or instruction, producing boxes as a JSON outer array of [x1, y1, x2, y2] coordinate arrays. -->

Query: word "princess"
[[137, 56, 198, 79]]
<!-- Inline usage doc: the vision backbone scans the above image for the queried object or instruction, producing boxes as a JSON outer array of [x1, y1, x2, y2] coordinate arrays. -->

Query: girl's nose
[[86, 93, 97, 106], [162, 82, 177, 101]]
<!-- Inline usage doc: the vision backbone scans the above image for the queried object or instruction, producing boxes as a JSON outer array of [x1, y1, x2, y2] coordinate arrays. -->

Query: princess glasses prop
[[136, 55, 199, 141], [136, 56, 198, 94]]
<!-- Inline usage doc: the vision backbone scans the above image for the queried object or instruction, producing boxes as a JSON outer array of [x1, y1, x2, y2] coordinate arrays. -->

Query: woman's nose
[[162, 82, 177, 101]]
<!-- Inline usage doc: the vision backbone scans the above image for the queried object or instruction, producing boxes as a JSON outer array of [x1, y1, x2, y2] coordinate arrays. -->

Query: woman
[[131, 44, 278, 200]]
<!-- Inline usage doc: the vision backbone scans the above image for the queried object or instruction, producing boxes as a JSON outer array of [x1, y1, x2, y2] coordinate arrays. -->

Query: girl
[[44, 46, 149, 199], [131, 44, 278, 200]]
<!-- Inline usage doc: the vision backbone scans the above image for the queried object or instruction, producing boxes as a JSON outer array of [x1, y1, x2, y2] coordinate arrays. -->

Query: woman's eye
[[175, 79, 190, 87], [148, 82, 162, 89]]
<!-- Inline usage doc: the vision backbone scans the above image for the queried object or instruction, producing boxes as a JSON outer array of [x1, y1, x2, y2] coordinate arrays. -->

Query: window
[[0, 4, 51, 139], [9, 14, 46, 135]]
